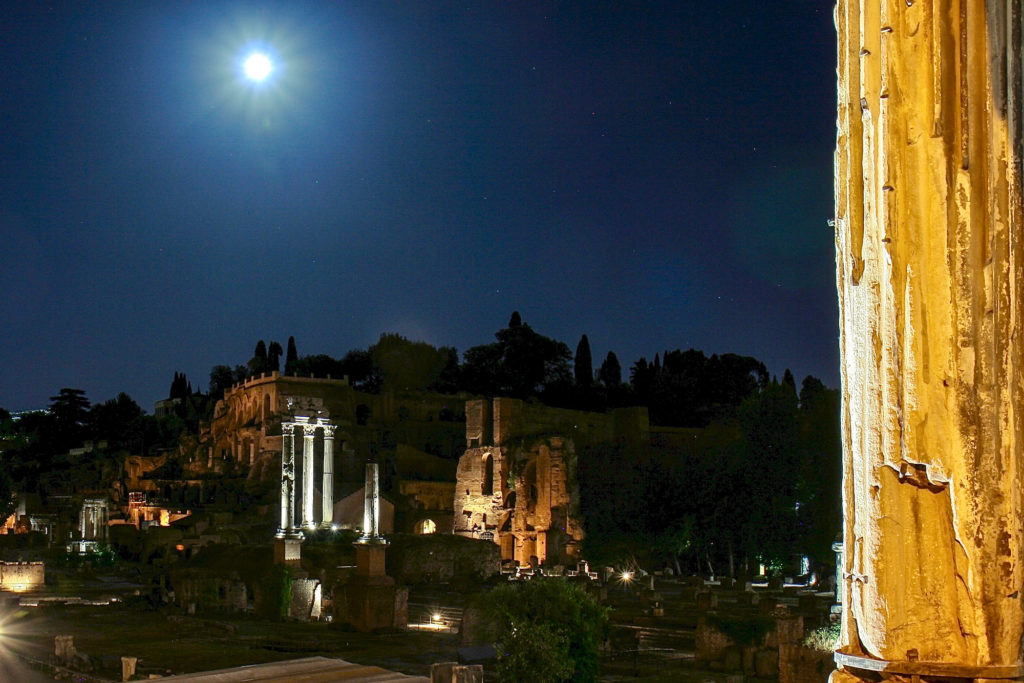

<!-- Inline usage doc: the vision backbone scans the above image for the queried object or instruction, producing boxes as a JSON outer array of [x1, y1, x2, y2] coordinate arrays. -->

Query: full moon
[[243, 53, 273, 81]]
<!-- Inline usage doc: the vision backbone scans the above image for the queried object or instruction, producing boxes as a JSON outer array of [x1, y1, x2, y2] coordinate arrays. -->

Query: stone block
[[755, 648, 780, 678], [696, 591, 717, 610], [695, 617, 731, 662], [758, 597, 778, 615], [431, 661, 458, 683], [355, 542, 388, 577], [742, 646, 757, 676], [723, 646, 742, 672], [774, 615, 804, 645], [121, 656, 138, 682], [453, 664, 483, 683], [273, 537, 302, 566], [55, 635, 75, 665]]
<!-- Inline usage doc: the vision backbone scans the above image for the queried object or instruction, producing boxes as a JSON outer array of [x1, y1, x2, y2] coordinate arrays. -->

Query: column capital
[[302, 423, 318, 436], [282, 422, 295, 435], [322, 424, 336, 438]]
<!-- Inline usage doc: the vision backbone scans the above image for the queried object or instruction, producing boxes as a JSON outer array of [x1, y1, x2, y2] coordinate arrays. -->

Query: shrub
[[485, 578, 608, 683]]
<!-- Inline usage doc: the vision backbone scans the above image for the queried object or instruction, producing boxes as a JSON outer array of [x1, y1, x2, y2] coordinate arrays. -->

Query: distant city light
[[243, 53, 273, 81]]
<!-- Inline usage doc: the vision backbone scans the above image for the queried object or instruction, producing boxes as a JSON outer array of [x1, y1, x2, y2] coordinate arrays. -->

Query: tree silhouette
[[574, 335, 593, 387], [268, 341, 283, 372], [48, 388, 90, 450], [285, 336, 298, 375], [463, 313, 572, 400], [597, 351, 621, 387], [248, 340, 269, 377]]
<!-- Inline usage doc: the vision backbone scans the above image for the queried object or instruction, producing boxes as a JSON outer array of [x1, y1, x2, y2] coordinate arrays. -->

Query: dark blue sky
[[1, 1, 838, 412]]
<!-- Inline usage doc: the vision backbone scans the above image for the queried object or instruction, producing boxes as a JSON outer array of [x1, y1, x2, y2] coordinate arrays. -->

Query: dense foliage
[[485, 579, 608, 683], [579, 374, 841, 577]]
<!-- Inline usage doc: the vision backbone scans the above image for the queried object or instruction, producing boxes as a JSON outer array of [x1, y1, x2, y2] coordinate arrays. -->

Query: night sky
[[1, 1, 838, 412]]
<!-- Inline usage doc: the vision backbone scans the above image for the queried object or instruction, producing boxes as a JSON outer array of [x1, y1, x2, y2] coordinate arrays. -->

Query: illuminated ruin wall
[[0, 561, 45, 592], [834, 2, 1024, 679], [207, 373, 467, 478], [454, 398, 648, 566]]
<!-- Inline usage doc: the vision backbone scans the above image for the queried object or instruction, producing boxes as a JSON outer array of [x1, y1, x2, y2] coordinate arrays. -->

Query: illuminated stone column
[[359, 462, 382, 542], [321, 425, 335, 528], [301, 422, 317, 529], [277, 422, 297, 537], [833, 2, 1024, 680]]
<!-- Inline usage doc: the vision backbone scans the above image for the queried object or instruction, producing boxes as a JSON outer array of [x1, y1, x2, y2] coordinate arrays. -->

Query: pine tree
[[574, 335, 593, 387]]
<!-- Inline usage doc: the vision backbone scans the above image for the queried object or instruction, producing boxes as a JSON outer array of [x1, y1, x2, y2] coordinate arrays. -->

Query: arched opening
[[356, 404, 371, 426], [482, 454, 494, 495], [415, 519, 437, 535], [263, 394, 271, 420]]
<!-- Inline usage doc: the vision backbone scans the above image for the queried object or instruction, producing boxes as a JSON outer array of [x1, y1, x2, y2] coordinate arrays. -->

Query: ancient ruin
[[276, 396, 335, 536], [454, 398, 650, 567], [833, 2, 1024, 679], [336, 461, 406, 632]]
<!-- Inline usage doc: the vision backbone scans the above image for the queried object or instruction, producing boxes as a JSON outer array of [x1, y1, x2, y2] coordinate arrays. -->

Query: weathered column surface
[[301, 422, 316, 529], [358, 462, 383, 543], [277, 423, 296, 537], [321, 426, 335, 527], [833, 2, 1024, 680]]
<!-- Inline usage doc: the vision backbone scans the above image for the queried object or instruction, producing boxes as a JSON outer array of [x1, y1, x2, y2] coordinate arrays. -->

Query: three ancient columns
[[277, 414, 335, 537], [833, 1, 1024, 680]]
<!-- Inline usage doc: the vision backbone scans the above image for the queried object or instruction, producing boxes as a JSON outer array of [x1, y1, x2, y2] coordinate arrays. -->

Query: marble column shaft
[[302, 424, 316, 529], [361, 462, 380, 541], [833, 1, 1024, 677], [321, 427, 335, 526], [278, 423, 296, 536]]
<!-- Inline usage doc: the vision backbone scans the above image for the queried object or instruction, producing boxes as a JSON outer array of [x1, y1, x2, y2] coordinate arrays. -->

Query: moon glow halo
[[243, 53, 273, 81]]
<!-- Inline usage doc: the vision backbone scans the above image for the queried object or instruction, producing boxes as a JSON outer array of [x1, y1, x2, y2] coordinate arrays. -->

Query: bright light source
[[620, 570, 633, 583], [330, 524, 339, 532], [432, 613, 442, 623], [244, 53, 273, 81]]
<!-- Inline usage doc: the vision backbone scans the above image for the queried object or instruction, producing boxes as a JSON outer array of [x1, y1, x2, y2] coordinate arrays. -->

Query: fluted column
[[277, 422, 296, 537], [321, 425, 335, 527], [301, 423, 317, 529], [833, 2, 1024, 680]]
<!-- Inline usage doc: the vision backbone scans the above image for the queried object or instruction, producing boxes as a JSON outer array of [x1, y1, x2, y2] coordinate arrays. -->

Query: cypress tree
[[574, 335, 593, 387], [285, 336, 298, 375]]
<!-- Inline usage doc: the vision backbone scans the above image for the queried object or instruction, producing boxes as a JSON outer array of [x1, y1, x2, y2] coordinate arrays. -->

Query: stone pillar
[[301, 422, 316, 529], [831, 542, 843, 606], [277, 423, 296, 537], [321, 425, 335, 528], [833, 2, 1024, 680], [249, 441, 256, 466], [360, 461, 381, 542]]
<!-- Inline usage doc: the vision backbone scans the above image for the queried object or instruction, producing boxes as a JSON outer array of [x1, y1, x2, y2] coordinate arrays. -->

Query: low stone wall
[[0, 561, 44, 591], [695, 615, 835, 681], [387, 534, 500, 584]]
